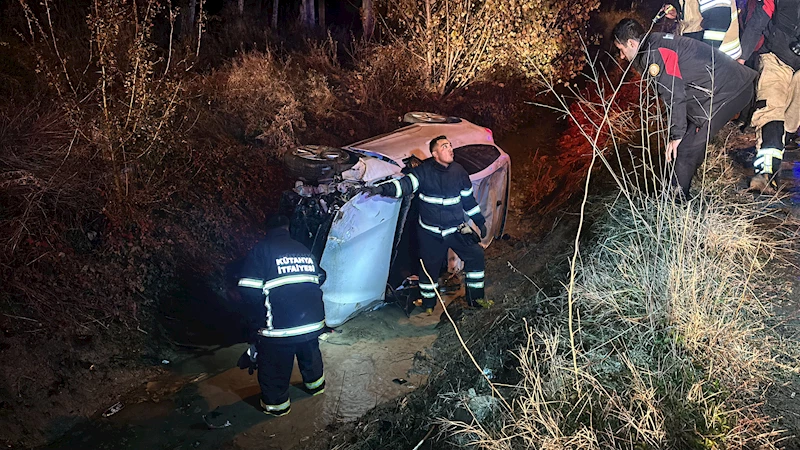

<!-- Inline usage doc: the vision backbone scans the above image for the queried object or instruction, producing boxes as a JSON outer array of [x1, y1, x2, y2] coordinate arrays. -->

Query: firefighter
[[664, 0, 742, 59], [613, 18, 757, 198], [738, 0, 800, 193], [237, 214, 327, 417], [363, 135, 489, 314]]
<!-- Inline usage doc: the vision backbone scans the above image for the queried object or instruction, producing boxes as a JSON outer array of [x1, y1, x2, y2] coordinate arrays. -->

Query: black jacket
[[238, 228, 326, 343], [740, 0, 800, 70], [377, 158, 486, 236], [635, 32, 758, 140]]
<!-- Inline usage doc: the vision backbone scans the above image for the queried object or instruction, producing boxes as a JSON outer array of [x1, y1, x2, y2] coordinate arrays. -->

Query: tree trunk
[[300, 0, 315, 29], [360, 0, 374, 41], [238, 0, 244, 14], [184, 0, 197, 38], [271, 0, 279, 28], [317, 0, 325, 29], [424, 0, 433, 90]]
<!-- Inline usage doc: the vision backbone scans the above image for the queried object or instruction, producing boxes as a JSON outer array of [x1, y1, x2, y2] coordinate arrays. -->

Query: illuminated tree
[[383, 0, 599, 95]]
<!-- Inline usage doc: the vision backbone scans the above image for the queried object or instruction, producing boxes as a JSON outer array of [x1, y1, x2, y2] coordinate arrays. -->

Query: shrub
[[380, 0, 599, 95]]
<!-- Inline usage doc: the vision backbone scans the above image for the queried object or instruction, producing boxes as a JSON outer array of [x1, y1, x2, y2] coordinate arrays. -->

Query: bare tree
[[300, 0, 315, 29], [238, 0, 244, 14], [271, 0, 279, 28], [317, 0, 326, 29], [184, 0, 197, 38], [361, 0, 374, 40]]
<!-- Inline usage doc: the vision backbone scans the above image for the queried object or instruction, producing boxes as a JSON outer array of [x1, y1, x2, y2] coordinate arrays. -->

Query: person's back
[[636, 32, 755, 111], [633, 32, 756, 144], [237, 215, 327, 417], [678, 0, 742, 58]]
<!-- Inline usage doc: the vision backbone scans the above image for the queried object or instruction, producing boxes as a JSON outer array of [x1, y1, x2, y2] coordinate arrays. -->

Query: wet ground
[[45, 305, 442, 450]]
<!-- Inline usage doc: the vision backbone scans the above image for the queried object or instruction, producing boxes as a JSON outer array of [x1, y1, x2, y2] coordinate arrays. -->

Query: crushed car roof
[[348, 119, 497, 169]]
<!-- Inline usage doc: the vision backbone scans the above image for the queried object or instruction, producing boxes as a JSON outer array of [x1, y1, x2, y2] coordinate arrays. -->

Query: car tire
[[402, 112, 462, 124], [283, 145, 358, 183]]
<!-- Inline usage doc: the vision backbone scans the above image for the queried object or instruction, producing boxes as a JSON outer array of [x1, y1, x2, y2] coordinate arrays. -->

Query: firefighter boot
[[749, 174, 778, 194], [261, 399, 291, 417], [786, 131, 799, 151], [750, 121, 784, 194]]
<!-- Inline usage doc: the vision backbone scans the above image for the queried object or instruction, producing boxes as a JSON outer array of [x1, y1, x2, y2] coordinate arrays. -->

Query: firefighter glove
[[237, 344, 258, 375], [478, 223, 487, 239], [360, 185, 383, 197]]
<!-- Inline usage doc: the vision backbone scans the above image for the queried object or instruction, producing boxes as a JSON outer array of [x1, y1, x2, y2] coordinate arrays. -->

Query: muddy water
[[46, 305, 443, 450]]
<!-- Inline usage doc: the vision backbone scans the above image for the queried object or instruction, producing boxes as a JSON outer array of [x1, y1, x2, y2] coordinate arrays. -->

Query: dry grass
[[209, 51, 306, 148], [438, 155, 796, 449], [433, 46, 799, 448]]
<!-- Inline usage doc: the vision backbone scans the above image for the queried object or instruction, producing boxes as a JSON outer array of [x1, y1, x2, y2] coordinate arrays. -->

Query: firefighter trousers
[[674, 86, 754, 197], [417, 227, 485, 309], [255, 336, 325, 415], [751, 53, 800, 174], [752, 53, 800, 135]]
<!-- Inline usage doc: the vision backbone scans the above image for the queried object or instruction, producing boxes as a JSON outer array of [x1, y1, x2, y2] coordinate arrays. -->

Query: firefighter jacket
[[238, 228, 326, 343], [634, 32, 758, 141], [740, 0, 800, 70], [679, 0, 742, 58], [376, 158, 486, 237]]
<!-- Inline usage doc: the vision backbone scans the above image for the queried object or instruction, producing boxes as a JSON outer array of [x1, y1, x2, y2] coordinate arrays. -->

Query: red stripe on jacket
[[658, 48, 682, 79], [762, 0, 774, 17]]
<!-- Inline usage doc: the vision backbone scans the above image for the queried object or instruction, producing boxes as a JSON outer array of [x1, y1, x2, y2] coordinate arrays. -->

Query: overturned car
[[280, 112, 511, 327]]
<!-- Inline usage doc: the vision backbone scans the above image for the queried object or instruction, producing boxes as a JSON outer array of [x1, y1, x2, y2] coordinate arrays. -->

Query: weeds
[[434, 45, 799, 448], [381, 0, 599, 95]]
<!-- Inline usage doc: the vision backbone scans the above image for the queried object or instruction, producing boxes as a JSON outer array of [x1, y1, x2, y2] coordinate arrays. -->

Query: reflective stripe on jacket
[[376, 158, 486, 235], [680, 0, 742, 58], [238, 228, 326, 342]]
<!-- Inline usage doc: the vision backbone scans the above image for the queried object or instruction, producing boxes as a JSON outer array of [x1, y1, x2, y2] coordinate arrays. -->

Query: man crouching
[[613, 18, 757, 198]]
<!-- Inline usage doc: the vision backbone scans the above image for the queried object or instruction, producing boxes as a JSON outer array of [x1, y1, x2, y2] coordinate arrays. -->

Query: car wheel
[[284, 145, 358, 183], [402, 112, 462, 124]]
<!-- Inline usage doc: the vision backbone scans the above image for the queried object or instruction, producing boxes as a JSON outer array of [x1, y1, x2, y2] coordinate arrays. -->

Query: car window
[[452, 144, 501, 175]]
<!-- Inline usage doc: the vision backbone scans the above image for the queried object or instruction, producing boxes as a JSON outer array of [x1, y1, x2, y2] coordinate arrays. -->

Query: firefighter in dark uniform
[[613, 19, 757, 198], [364, 135, 489, 313], [738, 0, 800, 192], [237, 215, 326, 416]]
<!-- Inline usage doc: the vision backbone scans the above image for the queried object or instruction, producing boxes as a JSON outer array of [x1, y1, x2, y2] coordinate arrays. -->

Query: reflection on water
[[46, 305, 440, 450]]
